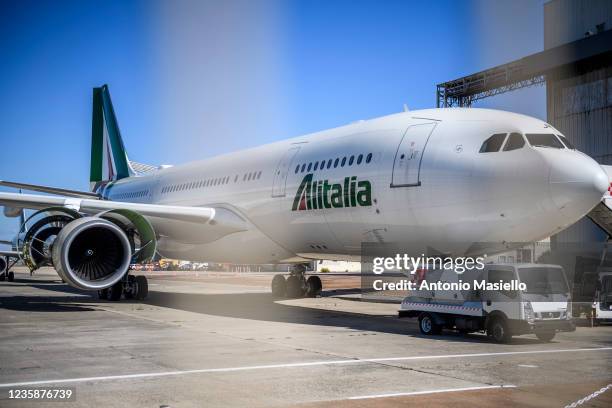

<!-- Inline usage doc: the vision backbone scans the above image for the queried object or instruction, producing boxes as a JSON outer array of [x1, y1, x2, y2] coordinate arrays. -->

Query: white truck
[[593, 267, 612, 323], [398, 263, 575, 343]]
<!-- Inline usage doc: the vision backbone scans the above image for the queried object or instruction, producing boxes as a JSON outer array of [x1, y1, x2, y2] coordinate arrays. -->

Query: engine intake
[[52, 217, 132, 290]]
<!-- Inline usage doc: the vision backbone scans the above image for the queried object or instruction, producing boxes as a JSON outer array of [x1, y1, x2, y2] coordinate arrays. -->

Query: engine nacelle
[[19, 207, 82, 271], [51, 217, 132, 290]]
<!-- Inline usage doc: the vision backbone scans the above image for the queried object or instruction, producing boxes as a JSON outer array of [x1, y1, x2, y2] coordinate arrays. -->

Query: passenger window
[[301, 164, 306, 173], [341, 157, 346, 167], [348, 155, 354, 166], [307, 163, 312, 171], [327, 159, 332, 169], [295, 165, 299, 174], [314, 162, 319, 171], [525, 133, 564, 149], [479, 133, 506, 153], [503, 133, 525, 151], [334, 158, 339, 168], [557, 135, 575, 149], [366, 153, 372, 163], [357, 154, 363, 164], [257, 171, 262, 179]]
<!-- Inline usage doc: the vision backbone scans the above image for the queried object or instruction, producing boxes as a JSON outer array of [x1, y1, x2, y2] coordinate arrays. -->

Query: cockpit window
[[479, 133, 506, 153], [525, 133, 564, 149], [557, 135, 575, 149], [503, 132, 525, 151]]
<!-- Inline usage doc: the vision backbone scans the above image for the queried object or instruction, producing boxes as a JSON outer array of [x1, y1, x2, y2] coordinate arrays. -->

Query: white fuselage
[[96, 108, 608, 264]]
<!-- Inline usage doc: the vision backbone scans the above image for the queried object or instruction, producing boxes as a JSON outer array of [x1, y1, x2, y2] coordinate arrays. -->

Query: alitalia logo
[[292, 174, 372, 211]]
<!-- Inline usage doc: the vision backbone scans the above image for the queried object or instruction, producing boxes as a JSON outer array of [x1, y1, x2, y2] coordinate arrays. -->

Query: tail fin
[[89, 85, 135, 190]]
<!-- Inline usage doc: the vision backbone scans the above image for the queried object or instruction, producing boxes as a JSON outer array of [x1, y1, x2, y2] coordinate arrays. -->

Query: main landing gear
[[0, 271, 15, 282], [271, 264, 322, 299], [98, 274, 148, 301]]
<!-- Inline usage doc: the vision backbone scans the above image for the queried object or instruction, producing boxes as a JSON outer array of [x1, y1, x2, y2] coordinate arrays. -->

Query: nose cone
[[549, 152, 608, 214]]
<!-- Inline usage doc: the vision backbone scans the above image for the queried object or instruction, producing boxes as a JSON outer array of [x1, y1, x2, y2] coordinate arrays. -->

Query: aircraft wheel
[[271, 274, 287, 297], [418, 312, 442, 335], [108, 281, 123, 301], [7, 271, 14, 282], [305, 276, 322, 298], [98, 288, 108, 299], [124, 275, 136, 299], [286, 275, 305, 298], [134, 276, 148, 301]]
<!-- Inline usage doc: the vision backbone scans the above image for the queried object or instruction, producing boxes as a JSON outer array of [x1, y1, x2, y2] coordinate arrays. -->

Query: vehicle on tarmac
[[399, 263, 575, 343], [593, 267, 612, 323]]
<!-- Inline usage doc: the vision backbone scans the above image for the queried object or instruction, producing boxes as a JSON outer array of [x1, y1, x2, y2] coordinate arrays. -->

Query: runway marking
[[348, 384, 516, 400], [517, 364, 539, 368], [0, 347, 610, 388]]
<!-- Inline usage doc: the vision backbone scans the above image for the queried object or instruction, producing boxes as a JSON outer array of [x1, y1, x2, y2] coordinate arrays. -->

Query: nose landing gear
[[271, 264, 322, 299]]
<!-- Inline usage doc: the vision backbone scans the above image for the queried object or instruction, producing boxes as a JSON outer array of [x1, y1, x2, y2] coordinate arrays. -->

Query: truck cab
[[399, 263, 575, 343]]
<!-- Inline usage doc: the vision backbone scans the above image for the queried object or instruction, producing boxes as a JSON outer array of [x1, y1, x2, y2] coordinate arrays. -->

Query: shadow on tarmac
[[0, 279, 553, 345], [141, 290, 547, 346]]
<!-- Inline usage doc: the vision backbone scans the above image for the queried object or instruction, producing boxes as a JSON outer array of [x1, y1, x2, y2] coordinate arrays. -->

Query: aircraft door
[[391, 122, 436, 187], [272, 146, 300, 197]]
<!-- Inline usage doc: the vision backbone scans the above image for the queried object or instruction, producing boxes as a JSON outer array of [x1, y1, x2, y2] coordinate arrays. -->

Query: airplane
[[0, 84, 610, 301], [0, 209, 25, 282]]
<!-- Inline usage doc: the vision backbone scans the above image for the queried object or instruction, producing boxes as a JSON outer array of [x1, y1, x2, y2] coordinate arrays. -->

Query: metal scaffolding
[[436, 29, 612, 107]]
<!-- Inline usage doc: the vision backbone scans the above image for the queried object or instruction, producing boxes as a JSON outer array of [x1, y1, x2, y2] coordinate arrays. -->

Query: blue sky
[[0, 0, 545, 239]]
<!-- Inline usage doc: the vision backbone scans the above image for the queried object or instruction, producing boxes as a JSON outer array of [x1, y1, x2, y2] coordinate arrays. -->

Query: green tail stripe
[[100, 85, 130, 179], [89, 84, 131, 187], [90, 87, 104, 184]]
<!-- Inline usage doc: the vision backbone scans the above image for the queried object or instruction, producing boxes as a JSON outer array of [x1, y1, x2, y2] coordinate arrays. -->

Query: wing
[[0, 250, 19, 257], [0, 180, 100, 198], [0, 191, 248, 243]]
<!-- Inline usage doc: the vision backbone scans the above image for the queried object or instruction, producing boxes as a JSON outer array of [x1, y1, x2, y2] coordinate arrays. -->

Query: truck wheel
[[488, 317, 512, 343], [418, 313, 441, 335], [535, 330, 555, 342], [7, 271, 14, 282]]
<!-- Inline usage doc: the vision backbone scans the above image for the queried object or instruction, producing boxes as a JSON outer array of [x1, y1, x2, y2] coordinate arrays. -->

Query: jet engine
[[19, 207, 82, 271], [52, 217, 132, 290], [18, 207, 156, 291]]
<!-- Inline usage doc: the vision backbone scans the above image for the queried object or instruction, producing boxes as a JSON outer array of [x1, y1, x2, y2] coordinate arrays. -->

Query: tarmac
[[0, 267, 611, 407]]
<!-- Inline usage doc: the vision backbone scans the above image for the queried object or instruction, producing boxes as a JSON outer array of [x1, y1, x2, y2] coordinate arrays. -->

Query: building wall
[[544, 0, 612, 49], [546, 0, 612, 245]]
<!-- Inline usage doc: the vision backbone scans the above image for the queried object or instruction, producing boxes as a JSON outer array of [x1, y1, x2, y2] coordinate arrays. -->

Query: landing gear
[[270, 264, 322, 299], [6, 272, 13, 282], [97, 275, 149, 301], [305, 276, 322, 298], [271, 274, 287, 297]]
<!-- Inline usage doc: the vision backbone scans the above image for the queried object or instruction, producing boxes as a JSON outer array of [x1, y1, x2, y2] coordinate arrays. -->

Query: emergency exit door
[[391, 123, 436, 187], [272, 146, 300, 197]]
